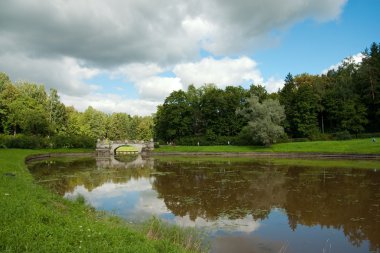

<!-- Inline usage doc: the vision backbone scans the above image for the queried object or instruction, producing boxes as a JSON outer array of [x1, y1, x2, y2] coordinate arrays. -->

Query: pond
[[28, 155, 380, 253]]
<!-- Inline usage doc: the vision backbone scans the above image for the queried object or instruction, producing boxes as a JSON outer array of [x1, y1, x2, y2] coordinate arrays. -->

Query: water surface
[[28, 156, 380, 253]]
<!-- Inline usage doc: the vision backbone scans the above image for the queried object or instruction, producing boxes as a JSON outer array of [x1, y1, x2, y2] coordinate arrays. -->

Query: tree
[[279, 73, 320, 138], [239, 96, 285, 146], [108, 113, 130, 140], [5, 94, 50, 135], [0, 72, 11, 93], [136, 116, 154, 140], [154, 90, 192, 142], [48, 89, 67, 134], [80, 106, 108, 139], [248, 84, 268, 102], [357, 42, 380, 131], [279, 73, 297, 136], [0, 73, 12, 133]]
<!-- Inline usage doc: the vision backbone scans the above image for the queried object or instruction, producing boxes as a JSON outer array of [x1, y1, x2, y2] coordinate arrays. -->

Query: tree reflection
[[28, 157, 380, 250], [28, 156, 154, 195], [151, 160, 380, 250]]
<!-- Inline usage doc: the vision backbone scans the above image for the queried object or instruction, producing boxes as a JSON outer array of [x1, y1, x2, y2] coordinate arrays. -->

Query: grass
[[154, 156, 380, 169], [116, 146, 139, 152], [0, 149, 200, 253], [155, 138, 380, 154], [142, 217, 206, 252]]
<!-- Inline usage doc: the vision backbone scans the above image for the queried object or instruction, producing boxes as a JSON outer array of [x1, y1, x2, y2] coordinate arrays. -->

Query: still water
[[28, 155, 380, 253]]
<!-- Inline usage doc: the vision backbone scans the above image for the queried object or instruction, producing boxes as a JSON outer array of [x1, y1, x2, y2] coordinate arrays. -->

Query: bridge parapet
[[96, 139, 154, 156]]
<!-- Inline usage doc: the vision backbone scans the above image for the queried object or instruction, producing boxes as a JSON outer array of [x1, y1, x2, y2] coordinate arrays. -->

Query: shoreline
[[22, 149, 380, 162], [25, 152, 95, 163], [151, 151, 380, 160]]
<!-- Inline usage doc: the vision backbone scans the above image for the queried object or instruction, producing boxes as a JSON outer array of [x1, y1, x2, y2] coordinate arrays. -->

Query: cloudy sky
[[0, 0, 379, 116]]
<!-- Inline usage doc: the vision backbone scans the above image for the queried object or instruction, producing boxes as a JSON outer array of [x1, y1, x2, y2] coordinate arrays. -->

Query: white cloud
[[0, 54, 100, 95], [112, 63, 184, 101], [135, 77, 184, 101], [114, 63, 164, 83], [174, 57, 263, 88], [65, 177, 261, 234], [322, 53, 364, 74], [61, 56, 284, 115], [0, 0, 348, 115], [0, 0, 347, 65], [172, 214, 261, 234], [61, 93, 159, 116], [264, 77, 285, 93]]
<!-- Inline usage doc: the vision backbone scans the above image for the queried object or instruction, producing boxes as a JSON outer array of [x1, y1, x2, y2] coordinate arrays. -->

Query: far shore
[[151, 151, 380, 160]]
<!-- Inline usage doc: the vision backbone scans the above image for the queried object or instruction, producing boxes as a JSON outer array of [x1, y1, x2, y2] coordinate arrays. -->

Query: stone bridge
[[96, 139, 154, 156]]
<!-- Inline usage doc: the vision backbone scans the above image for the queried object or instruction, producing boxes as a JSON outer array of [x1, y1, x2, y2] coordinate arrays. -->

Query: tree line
[[154, 42, 380, 145], [0, 75, 153, 148]]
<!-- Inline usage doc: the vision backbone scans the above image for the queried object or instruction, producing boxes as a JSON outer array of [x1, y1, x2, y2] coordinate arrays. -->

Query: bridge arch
[[96, 139, 154, 156], [111, 144, 141, 155]]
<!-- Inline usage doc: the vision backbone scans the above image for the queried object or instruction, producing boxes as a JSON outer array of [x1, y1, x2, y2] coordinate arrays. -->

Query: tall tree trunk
[[370, 71, 375, 102], [321, 113, 325, 134]]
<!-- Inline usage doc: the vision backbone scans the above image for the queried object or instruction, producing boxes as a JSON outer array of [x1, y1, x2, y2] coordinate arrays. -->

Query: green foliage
[[175, 135, 238, 146], [142, 217, 206, 253], [0, 134, 95, 149], [0, 77, 154, 147], [155, 138, 380, 154], [0, 134, 48, 149], [238, 96, 285, 146], [154, 84, 248, 142], [0, 149, 195, 253], [108, 112, 130, 140], [334, 130, 352, 140]]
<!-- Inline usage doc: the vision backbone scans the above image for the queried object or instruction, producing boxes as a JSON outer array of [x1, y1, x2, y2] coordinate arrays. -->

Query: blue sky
[[252, 0, 380, 79], [0, 0, 379, 115]]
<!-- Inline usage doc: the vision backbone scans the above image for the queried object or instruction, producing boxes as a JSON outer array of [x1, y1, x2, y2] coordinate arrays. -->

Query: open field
[[155, 138, 380, 154], [0, 149, 198, 253]]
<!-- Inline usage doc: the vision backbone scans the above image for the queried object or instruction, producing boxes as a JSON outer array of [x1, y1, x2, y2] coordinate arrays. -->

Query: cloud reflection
[[64, 177, 261, 233]]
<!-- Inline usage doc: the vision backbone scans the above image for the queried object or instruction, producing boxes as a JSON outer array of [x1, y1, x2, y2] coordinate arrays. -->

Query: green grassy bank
[[0, 149, 197, 253], [155, 138, 380, 154], [154, 155, 380, 169]]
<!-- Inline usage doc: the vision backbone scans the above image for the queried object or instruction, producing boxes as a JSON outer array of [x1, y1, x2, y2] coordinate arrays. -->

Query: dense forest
[[0, 76, 153, 148], [1, 42, 379, 148], [154, 42, 380, 145]]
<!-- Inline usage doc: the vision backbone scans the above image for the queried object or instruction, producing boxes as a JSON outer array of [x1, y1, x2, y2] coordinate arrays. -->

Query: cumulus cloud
[[322, 52, 364, 74], [112, 63, 184, 101], [0, 0, 347, 66], [61, 93, 159, 116], [174, 57, 263, 88], [135, 77, 183, 101], [0, 0, 348, 115], [264, 77, 285, 93], [0, 53, 99, 95]]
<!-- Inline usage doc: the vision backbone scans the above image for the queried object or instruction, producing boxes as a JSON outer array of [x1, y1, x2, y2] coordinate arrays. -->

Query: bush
[[175, 135, 244, 146], [0, 134, 96, 149], [0, 134, 48, 149], [357, 132, 380, 139], [334, 130, 352, 140], [50, 134, 96, 149]]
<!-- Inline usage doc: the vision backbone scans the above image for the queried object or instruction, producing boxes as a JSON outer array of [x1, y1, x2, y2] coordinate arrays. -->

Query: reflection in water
[[28, 156, 380, 253]]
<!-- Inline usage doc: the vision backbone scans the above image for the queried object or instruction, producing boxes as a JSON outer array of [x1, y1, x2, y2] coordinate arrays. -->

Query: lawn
[[155, 138, 380, 154], [116, 146, 139, 152], [0, 149, 197, 253], [154, 155, 380, 169]]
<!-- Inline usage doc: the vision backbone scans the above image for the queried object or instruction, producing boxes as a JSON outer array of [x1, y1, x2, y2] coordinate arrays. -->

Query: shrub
[[0, 134, 96, 149], [0, 134, 48, 149], [334, 130, 352, 140]]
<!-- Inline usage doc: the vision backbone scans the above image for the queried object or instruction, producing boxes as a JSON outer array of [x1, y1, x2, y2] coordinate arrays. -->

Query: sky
[[0, 0, 379, 116]]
